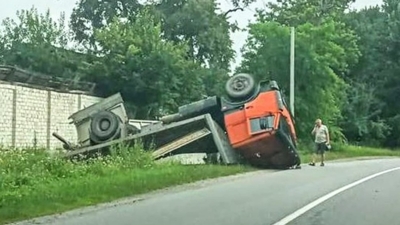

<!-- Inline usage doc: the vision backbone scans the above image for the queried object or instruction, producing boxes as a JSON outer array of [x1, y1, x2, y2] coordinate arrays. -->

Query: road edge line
[[273, 166, 400, 225]]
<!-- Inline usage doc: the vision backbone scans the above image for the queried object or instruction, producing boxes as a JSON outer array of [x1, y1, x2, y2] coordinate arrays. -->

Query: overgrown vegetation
[[0, 144, 252, 224]]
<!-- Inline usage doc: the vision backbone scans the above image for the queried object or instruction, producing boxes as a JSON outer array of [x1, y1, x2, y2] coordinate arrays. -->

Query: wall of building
[[0, 82, 103, 149]]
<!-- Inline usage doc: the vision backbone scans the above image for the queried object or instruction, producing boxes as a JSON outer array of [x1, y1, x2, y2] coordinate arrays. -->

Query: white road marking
[[273, 166, 400, 225]]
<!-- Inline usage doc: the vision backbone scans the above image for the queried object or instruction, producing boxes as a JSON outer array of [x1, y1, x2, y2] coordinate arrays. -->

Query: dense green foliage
[[1, 0, 399, 147]]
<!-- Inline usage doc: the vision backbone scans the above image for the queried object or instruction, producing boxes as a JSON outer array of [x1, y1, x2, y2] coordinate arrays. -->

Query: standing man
[[309, 119, 330, 166]]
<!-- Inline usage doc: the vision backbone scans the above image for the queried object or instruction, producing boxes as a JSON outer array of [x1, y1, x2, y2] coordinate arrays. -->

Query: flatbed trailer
[[62, 113, 241, 165]]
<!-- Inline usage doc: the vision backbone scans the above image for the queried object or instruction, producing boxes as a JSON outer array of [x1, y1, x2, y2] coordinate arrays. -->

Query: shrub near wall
[[0, 143, 154, 203]]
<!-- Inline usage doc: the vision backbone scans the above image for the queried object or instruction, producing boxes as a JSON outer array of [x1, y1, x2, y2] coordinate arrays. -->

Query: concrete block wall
[[0, 84, 14, 147], [0, 82, 103, 149]]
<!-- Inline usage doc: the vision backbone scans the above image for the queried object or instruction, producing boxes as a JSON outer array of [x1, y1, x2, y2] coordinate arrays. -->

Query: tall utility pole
[[290, 27, 295, 117]]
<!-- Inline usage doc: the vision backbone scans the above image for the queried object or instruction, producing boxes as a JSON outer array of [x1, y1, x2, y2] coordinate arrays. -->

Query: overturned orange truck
[[160, 73, 300, 169], [57, 73, 301, 169]]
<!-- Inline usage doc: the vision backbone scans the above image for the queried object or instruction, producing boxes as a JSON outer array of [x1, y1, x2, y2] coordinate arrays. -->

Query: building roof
[[0, 65, 96, 94]]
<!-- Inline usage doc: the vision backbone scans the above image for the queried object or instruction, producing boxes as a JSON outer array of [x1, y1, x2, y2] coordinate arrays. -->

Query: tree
[[153, 0, 235, 68], [82, 9, 205, 119], [378, 0, 400, 147], [153, 0, 236, 95], [341, 6, 391, 146], [237, 0, 360, 142], [257, 0, 360, 78], [238, 21, 350, 141], [69, 0, 246, 96], [0, 7, 85, 80], [341, 2, 400, 147], [260, 0, 355, 25], [70, 0, 143, 50]]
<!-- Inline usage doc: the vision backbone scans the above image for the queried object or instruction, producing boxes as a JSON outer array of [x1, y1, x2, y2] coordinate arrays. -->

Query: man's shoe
[[309, 162, 315, 166], [320, 162, 325, 167]]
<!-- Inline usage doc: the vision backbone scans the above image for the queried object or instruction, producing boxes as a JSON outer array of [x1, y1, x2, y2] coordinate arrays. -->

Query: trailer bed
[[64, 114, 241, 165]]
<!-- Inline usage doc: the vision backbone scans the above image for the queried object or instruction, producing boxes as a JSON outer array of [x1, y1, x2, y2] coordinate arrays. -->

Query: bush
[[0, 143, 250, 224], [0, 142, 154, 206]]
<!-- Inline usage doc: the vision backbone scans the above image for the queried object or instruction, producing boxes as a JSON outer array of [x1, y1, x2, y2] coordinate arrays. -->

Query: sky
[[0, 0, 383, 70]]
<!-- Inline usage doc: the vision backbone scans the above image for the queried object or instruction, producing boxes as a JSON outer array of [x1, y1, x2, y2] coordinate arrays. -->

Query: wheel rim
[[231, 76, 249, 92], [100, 119, 110, 131]]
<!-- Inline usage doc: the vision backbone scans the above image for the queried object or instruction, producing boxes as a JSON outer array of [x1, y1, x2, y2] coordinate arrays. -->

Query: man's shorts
[[315, 142, 327, 154]]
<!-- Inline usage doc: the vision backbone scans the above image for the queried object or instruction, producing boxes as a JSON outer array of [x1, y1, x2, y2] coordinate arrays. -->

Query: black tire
[[275, 129, 301, 168], [90, 128, 121, 145], [225, 73, 256, 100], [90, 111, 121, 142]]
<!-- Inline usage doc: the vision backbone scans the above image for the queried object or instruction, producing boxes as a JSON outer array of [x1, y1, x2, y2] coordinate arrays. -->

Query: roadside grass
[[298, 142, 400, 163], [0, 144, 253, 224], [1, 142, 399, 224]]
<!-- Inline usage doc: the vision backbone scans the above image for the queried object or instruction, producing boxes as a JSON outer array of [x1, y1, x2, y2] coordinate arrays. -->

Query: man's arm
[[311, 126, 316, 135]]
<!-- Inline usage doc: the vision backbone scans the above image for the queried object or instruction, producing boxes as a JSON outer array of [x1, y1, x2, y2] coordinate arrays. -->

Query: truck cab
[[221, 75, 299, 168]]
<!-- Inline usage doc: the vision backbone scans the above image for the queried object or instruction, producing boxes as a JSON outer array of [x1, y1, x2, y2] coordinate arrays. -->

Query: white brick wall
[[0, 84, 14, 146], [49, 92, 79, 149], [15, 86, 48, 148], [0, 82, 103, 149]]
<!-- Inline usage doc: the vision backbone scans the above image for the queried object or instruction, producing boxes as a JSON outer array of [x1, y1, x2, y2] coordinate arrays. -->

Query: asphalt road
[[13, 158, 400, 225]]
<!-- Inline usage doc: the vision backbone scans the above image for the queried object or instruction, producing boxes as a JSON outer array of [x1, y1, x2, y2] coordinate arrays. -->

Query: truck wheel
[[225, 73, 256, 100], [90, 111, 121, 142]]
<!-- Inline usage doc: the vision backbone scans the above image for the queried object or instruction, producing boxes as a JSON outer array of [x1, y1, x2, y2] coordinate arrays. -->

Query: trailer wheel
[[225, 73, 256, 100], [90, 111, 121, 142]]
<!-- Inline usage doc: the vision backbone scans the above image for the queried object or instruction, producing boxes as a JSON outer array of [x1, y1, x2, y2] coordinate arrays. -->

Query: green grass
[[1, 142, 399, 224], [298, 143, 400, 163], [0, 144, 252, 225], [0, 164, 251, 224]]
